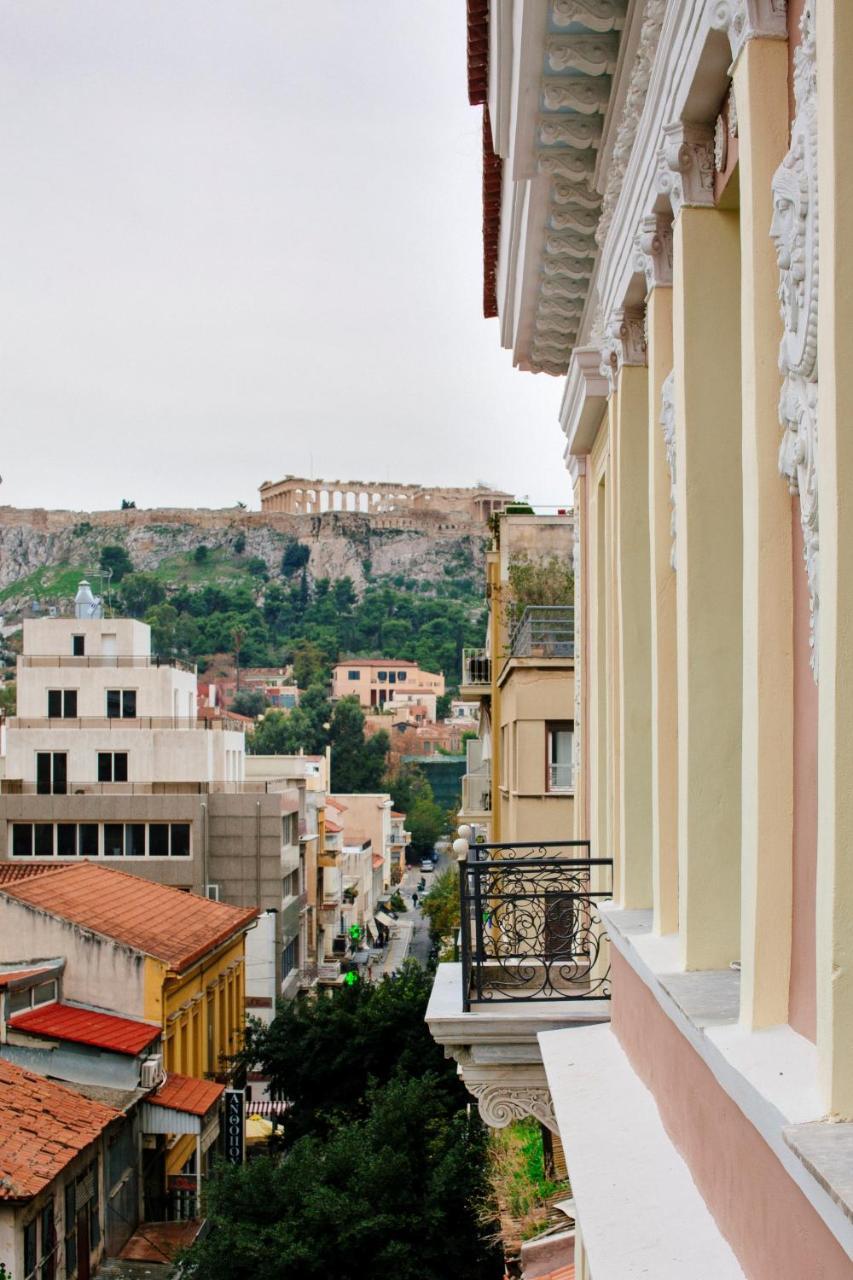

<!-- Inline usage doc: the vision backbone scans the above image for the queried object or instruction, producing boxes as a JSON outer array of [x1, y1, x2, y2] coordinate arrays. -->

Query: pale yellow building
[[459, 511, 575, 845]]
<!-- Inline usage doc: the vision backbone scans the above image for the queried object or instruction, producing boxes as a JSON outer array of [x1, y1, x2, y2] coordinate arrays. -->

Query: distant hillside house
[[331, 660, 444, 710]]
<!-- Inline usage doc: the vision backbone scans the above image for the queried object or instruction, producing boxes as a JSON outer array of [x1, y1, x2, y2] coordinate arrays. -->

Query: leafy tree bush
[[247, 556, 269, 579], [436, 691, 452, 720], [329, 697, 388, 791], [194, 544, 210, 564], [505, 553, 574, 629], [233, 532, 247, 555], [120, 572, 166, 617], [120, 498, 136, 509], [421, 867, 461, 950], [281, 540, 310, 577], [99, 544, 133, 583], [231, 689, 267, 718], [405, 790, 446, 854]]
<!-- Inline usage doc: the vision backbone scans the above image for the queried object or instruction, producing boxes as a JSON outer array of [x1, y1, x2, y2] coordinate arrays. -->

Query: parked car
[[420, 859, 434, 873]]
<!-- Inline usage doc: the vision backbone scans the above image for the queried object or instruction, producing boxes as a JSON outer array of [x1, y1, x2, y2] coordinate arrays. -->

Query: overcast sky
[[0, 2, 569, 513]]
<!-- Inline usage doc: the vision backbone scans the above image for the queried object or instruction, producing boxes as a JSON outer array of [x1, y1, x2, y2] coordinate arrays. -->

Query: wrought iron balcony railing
[[458, 840, 612, 1009], [509, 606, 575, 659], [18, 654, 196, 672], [461, 648, 491, 687]]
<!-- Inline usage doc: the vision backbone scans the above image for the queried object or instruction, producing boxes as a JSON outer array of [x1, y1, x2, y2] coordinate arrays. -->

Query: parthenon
[[258, 475, 514, 522]]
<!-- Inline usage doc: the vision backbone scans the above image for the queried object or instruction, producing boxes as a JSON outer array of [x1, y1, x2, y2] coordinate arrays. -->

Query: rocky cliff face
[[0, 506, 487, 610]]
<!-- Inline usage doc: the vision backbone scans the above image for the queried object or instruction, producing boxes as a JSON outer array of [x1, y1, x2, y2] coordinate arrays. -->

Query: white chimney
[[74, 580, 102, 619]]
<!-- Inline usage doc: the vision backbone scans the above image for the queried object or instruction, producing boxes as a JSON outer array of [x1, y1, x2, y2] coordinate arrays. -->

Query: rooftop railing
[[18, 654, 196, 672], [509, 606, 575, 660], [458, 840, 612, 1009], [0, 777, 294, 796]]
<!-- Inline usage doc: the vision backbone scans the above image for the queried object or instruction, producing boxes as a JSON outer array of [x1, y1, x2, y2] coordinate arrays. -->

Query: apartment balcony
[[426, 839, 612, 1137], [459, 842, 612, 1009], [460, 648, 491, 699], [509, 606, 575, 660], [18, 653, 196, 672], [460, 768, 492, 819]]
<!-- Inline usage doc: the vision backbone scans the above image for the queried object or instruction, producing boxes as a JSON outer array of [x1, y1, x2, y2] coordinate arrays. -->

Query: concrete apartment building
[[459, 511, 575, 844], [331, 659, 445, 710], [0, 588, 318, 1003], [429, 3, 853, 1278]]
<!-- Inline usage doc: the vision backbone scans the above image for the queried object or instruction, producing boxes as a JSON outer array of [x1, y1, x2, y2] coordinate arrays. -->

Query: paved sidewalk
[[373, 917, 413, 978]]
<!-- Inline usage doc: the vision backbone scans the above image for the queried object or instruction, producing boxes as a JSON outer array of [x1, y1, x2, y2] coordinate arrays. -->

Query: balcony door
[[36, 751, 67, 796]]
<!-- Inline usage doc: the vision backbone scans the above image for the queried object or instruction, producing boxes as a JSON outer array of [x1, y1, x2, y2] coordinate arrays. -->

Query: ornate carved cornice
[[633, 212, 674, 289], [600, 305, 647, 385], [538, 114, 604, 150], [545, 33, 619, 75], [552, 0, 627, 32], [596, 0, 667, 247], [772, 1, 819, 677], [656, 121, 715, 217], [466, 1082, 560, 1135], [708, 0, 787, 65]]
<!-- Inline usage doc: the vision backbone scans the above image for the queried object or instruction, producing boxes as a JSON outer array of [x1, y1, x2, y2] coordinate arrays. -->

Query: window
[[9, 987, 34, 1016], [347, 670, 359, 681], [35, 824, 54, 857], [547, 722, 574, 793], [39, 1199, 55, 1280], [388, 671, 396, 684], [125, 824, 146, 857], [47, 689, 77, 718], [36, 752, 67, 796], [281, 938, 298, 977], [397, 671, 407, 682], [97, 751, 128, 783], [104, 824, 124, 856], [106, 689, 136, 718], [24, 1218, 37, 1280], [80, 824, 99, 857], [170, 823, 190, 857], [33, 980, 57, 1006], [377, 670, 387, 682], [64, 1182, 77, 1274], [149, 824, 170, 857], [72, 634, 85, 656], [13, 823, 33, 857], [57, 823, 77, 857]]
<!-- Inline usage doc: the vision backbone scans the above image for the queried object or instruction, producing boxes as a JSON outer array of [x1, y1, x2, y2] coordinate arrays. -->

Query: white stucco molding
[[560, 346, 610, 457], [600, 305, 647, 388], [772, 1, 819, 678], [708, 0, 788, 67], [467, 1081, 560, 1134], [660, 369, 677, 570], [633, 211, 674, 289], [551, 0, 627, 34], [656, 121, 716, 217]]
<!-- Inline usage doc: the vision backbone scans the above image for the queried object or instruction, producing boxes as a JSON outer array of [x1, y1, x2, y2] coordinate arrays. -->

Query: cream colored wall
[[498, 662, 575, 844], [17, 662, 196, 721], [5, 726, 244, 784], [23, 617, 150, 657], [0, 897, 147, 1017]]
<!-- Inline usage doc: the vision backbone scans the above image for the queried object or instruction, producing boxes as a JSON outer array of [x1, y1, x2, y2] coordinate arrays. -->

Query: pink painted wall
[[611, 950, 851, 1279], [789, 498, 818, 1040]]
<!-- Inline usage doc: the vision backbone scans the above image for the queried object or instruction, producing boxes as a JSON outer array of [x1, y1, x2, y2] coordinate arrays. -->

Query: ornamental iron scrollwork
[[459, 842, 612, 1006]]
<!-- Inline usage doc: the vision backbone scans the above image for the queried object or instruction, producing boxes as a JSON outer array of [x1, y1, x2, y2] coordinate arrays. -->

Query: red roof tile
[[0, 862, 66, 885], [148, 1073, 224, 1117], [10, 1002, 161, 1056], [539, 1267, 575, 1280], [0, 1058, 118, 1201], [0, 862, 258, 973], [325, 819, 343, 834]]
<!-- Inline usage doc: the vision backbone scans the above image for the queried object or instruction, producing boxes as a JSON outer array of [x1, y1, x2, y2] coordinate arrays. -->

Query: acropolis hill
[[0, 488, 497, 610]]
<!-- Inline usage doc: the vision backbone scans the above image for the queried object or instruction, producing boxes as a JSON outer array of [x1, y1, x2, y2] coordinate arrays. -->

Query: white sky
[[0, 2, 570, 513]]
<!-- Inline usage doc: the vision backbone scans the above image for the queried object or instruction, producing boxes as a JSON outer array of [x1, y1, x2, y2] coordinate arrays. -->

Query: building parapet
[[508, 606, 575, 660], [18, 653, 196, 672]]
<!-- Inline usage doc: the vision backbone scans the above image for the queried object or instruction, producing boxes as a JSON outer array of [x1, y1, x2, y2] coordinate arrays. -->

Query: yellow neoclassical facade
[[432, 2, 853, 1277]]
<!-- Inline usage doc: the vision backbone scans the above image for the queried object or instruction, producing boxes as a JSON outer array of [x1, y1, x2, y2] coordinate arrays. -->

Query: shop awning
[[375, 911, 396, 928], [365, 917, 379, 941]]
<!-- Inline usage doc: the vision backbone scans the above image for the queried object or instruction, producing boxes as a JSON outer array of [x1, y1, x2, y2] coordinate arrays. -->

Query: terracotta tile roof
[[0, 862, 66, 885], [333, 659, 420, 669], [372, 854, 384, 870], [0, 862, 258, 973], [0, 1058, 118, 1201], [539, 1266, 575, 1280], [325, 819, 343, 834], [466, 0, 489, 105], [10, 1002, 161, 1056], [148, 1073, 224, 1117]]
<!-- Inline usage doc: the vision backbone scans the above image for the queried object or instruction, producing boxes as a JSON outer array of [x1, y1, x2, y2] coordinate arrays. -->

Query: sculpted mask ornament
[[771, 1, 819, 676]]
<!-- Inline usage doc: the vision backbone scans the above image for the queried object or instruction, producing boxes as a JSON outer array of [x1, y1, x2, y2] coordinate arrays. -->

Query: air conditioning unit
[[140, 1055, 163, 1090], [205, 884, 220, 901]]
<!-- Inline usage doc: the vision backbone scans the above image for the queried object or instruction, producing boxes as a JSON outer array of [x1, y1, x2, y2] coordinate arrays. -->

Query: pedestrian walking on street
[[412, 892, 418, 907]]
